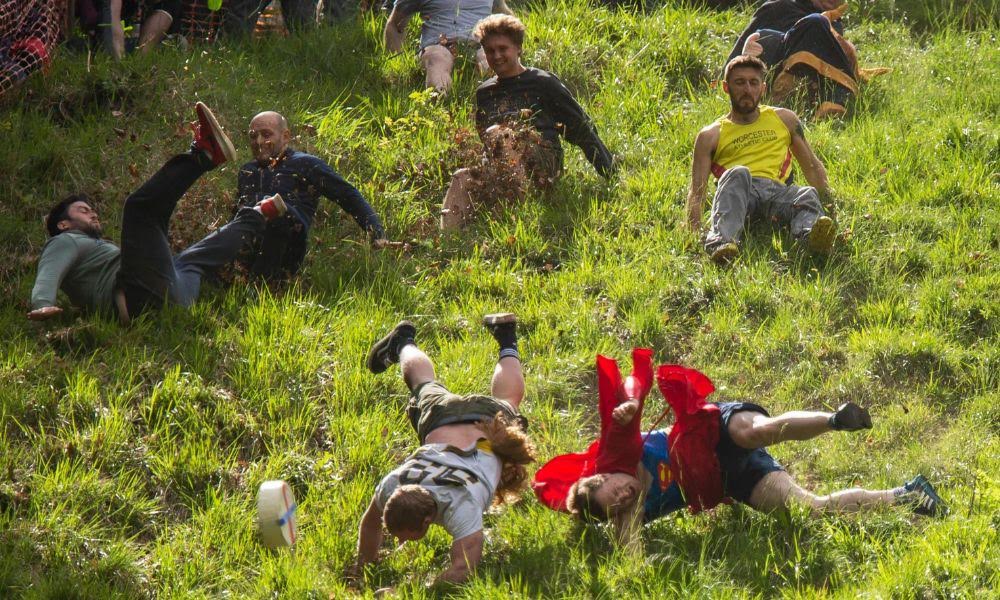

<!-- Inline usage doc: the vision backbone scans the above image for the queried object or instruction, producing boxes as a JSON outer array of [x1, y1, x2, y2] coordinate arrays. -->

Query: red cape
[[532, 348, 653, 512], [657, 365, 726, 513]]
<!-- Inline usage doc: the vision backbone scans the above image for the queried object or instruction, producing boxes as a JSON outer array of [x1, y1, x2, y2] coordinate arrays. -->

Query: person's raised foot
[[710, 242, 739, 265], [193, 102, 237, 166], [900, 474, 948, 517], [828, 401, 872, 431], [807, 216, 837, 255], [483, 312, 517, 342], [366, 320, 416, 374], [257, 193, 287, 221]]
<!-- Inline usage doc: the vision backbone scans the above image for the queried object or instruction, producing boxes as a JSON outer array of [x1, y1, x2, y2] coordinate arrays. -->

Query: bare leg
[[490, 357, 524, 410], [103, 0, 126, 59], [399, 344, 435, 390], [728, 409, 833, 449], [441, 168, 476, 230], [421, 44, 455, 94], [475, 47, 489, 75], [749, 471, 898, 513], [139, 10, 173, 53]]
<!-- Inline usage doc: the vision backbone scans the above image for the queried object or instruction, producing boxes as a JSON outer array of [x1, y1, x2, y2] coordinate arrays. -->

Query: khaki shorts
[[408, 381, 522, 443]]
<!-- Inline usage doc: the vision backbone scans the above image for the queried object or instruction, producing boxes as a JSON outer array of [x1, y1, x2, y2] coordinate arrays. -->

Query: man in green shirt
[[27, 102, 287, 324]]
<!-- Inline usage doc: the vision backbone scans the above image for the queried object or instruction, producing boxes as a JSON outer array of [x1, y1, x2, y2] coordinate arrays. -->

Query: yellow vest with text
[[711, 105, 793, 183]]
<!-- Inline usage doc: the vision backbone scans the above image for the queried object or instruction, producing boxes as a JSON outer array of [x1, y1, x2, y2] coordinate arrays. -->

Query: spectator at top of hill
[[223, 0, 323, 36], [75, 0, 137, 59], [439, 14, 615, 230], [0, 0, 60, 96], [384, 0, 513, 95], [728, 0, 888, 119], [687, 55, 837, 264]]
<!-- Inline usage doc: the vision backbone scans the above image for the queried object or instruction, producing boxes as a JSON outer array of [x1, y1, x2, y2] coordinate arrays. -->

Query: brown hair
[[723, 54, 767, 82], [473, 14, 526, 47], [566, 475, 610, 523], [383, 485, 436, 533], [46, 194, 90, 237], [480, 413, 536, 506]]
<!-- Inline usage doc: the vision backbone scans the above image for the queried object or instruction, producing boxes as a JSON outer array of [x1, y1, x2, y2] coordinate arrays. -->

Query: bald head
[[248, 111, 291, 164], [251, 111, 289, 132]]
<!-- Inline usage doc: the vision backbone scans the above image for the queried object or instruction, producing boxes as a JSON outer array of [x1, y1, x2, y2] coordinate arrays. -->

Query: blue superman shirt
[[640, 429, 686, 521]]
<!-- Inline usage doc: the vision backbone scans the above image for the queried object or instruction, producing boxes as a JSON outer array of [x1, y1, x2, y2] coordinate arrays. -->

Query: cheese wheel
[[257, 480, 298, 548]]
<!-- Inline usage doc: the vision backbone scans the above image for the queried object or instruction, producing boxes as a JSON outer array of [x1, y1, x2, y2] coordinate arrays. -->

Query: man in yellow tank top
[[686, 55, 837, 264]]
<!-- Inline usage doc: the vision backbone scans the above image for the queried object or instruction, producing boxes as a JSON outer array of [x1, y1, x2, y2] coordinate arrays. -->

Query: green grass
[[1, 1, 998, 597]]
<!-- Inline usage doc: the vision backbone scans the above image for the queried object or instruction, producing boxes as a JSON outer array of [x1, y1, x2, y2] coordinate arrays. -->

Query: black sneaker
[[901, 474, 948, 517], [483, 313, 517, 345], [366, 321, 416, 374], [828, 402, 872, 431]]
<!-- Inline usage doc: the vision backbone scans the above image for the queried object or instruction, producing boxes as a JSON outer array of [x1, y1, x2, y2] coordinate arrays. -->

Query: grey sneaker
[[807, 216, 836, 255], [828, 402, 872, 431], [901, 474, 948, 517]]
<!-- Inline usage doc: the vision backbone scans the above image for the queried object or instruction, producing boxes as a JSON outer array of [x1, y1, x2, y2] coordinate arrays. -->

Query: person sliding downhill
[[532, 350, 947, 550], [349, 313, 535, 588], [687, 54, 837, 265], [440, 14, 615, 230]]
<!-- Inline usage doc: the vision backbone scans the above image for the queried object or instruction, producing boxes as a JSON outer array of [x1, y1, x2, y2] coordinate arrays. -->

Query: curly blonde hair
[[479, 412, 536, 505], [473, 14, 526, 47]]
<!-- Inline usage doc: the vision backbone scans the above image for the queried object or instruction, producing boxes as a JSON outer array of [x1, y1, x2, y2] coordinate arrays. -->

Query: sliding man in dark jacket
[[729, 0, 886, 119]]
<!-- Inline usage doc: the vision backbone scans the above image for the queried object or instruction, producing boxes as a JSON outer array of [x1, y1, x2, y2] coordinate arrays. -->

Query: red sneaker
[[193, 102, 237, 166]]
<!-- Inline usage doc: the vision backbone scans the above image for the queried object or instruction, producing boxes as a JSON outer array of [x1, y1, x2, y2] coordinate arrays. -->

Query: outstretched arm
[[383, 6, 413, 54], [28, 235, 80, 319], [434, 531, 484, 585], [309, 160, 386, 242], [546, 76, 615, 178], [779, 108, 829, 195], [354, 497, 384, 571], [686, 125, 718, 232]]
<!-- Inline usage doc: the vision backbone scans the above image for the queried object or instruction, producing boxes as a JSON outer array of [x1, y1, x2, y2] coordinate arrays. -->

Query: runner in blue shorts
[[567, 397, 947, 542]]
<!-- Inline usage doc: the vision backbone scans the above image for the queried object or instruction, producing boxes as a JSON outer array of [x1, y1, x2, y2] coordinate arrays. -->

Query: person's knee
[[797, 13, 832, 31], [720, 165, 752, 185], [421, 45, 454, 72], [727, 411, 767, 449]]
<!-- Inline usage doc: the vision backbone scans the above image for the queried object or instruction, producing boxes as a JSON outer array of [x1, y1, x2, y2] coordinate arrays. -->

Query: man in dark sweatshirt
[[235, 110, 387, 280], [440, 14, 615, 230]]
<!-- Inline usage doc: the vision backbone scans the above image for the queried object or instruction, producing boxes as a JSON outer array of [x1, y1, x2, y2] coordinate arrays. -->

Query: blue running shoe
[[901, 474, 948, 517]]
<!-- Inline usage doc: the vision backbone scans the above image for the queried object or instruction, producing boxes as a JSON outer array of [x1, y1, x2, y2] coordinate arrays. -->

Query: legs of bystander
[[421, 44, 455, 94]]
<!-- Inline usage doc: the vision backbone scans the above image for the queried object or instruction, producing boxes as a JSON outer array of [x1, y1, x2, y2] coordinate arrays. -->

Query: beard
[[730, 92, 760, 115], [79, 222, 103, 238]]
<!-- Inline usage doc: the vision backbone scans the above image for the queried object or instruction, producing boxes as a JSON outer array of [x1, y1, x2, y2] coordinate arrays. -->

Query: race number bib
[[398, 458, 480, 487]]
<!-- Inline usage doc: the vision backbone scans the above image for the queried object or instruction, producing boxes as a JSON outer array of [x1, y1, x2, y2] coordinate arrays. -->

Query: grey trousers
[[704, 166, 824, 253]]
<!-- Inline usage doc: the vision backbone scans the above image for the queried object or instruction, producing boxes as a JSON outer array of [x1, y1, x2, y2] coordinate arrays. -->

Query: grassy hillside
[[1, 1, 997, 597]]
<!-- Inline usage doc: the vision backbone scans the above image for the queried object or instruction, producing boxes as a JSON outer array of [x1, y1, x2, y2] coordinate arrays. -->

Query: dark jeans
[[117, 151, 267, 317], [763, 15, 856, 106]]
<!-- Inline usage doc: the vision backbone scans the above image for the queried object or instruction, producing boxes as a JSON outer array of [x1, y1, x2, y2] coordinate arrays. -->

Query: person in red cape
[[533, 353, 947, 547]]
